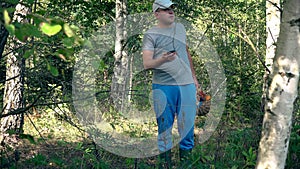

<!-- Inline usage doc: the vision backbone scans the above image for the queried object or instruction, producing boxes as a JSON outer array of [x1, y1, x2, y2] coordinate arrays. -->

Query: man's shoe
[[179, 149, 192, 168], [158, 150, 172, 169]]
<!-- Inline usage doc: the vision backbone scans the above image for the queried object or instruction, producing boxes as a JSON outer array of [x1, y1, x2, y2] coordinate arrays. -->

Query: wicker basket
[[197, 90, 211, 116]]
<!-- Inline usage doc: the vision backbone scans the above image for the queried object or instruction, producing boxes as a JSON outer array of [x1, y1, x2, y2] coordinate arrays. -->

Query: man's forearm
[[143, 57, 165, 69], [143, 51, 176, 69]]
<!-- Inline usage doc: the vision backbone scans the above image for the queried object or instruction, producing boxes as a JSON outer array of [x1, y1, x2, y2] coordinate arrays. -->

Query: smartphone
[[167, 50, 176, 54]]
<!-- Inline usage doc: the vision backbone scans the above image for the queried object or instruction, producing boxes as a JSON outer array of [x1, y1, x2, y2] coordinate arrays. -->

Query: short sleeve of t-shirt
[[142, 34, 155, 51]]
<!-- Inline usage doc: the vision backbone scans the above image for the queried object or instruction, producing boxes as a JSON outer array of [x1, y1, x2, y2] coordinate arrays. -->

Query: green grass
[[1, 106, 299, 169]]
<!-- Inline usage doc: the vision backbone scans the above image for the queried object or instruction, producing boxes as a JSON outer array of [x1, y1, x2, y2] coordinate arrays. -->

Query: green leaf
[[15, 28, 28, 42], [3, 10, 11, 25], [55, 53, 66, 61], [19, 134, 36, 144], [62, 37, 75, 48], [25, 23, 42, 37], [25, 0, 35, 4], [47, 64, 59, 76], [91, 60, 99, 69], [5, 0, 19, 4], [6, 129, 17, 135], [63, 24, 75, 37], [5, 24, 15, 35], [4, 8, 16, 14], [27, 13, 44, 25], [56, 48, 73, 60], [40, 22, 62, 36], [84, 40, 93, 48], [242, 151, 248, 157], [50, 66, 59, 76], [23, 49, 34, 59]]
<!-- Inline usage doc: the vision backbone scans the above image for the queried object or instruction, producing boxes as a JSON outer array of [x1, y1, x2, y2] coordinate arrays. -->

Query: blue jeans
[[152, 83, 197, 152]]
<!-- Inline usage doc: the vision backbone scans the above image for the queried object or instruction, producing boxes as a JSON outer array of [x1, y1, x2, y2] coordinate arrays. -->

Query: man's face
[[155, 5, 175, 25]]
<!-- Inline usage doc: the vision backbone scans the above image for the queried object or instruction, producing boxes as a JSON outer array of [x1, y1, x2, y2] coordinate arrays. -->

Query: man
[[142, 0, 199, 168]]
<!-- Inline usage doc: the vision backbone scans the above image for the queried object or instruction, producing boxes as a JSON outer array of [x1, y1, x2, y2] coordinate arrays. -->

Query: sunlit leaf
[[40, 22, 62, 36], [63, 24, 75, 37], [3, 10, 11, 25], [54, 53, 67, 61]]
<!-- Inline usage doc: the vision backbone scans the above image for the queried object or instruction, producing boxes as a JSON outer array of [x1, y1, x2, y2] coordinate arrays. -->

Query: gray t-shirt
[[143, 22, 194, 85]]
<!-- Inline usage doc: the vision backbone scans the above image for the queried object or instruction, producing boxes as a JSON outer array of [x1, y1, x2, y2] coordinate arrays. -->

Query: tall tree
[[265, 0, 281, 72], [0, 3, 28, 144], [256, 0, 300, 168], [262, 0, 281, 111], [1, 2, 17, 57], [111, 0, 129, 112], [0, 21, 9, 58]]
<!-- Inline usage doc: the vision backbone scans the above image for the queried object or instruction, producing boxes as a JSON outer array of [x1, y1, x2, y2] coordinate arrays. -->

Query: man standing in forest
[[142, 0, 199, 168]]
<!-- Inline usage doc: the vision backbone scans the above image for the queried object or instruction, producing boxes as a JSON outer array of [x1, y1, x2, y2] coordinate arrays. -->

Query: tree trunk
[[256, 0, 300, 168], [0, 3, 28, 145], [111, 0, 128, 112], [0, 26, 9, 58], [266, 0, 281, 72], [0, 2, 17, 57], [262, 0, 281, 113]]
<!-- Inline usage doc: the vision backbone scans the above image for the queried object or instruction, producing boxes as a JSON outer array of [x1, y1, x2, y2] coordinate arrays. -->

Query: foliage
[[1, 0, 299, 168]]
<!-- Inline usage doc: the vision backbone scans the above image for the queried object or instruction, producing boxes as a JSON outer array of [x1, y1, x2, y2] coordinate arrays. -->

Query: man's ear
[[154, 12, 159, 19]]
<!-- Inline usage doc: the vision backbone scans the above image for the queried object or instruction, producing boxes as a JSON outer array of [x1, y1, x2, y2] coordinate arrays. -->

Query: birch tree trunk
[[111, 0, 128, 112], [0, 3, 28, 145], [266, 0, 281, 72], [256, 0, 300, 168], [262, 0, 281, 112]]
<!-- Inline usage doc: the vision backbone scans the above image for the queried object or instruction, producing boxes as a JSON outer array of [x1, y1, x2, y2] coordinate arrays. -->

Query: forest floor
[[3, 107, 298, 168], [1, 109, 197, 169]]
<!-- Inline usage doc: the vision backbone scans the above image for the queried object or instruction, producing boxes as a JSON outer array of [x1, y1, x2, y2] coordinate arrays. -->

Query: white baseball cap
[[153, 0, 175, 13]]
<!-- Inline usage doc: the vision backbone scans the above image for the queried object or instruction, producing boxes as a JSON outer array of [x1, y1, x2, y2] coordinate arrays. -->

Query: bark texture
[[0, 2, 16, 57], [111, 0, 129, 112], [262, 0, 281, 113], [265, 0, 281, 72], [0, 3, 28, 145], [256, 0, 300, 168]]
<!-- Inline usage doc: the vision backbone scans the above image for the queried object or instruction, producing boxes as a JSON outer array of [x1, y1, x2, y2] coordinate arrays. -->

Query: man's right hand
[[162, 52, 176, 62], [143, 50, 177, 69]]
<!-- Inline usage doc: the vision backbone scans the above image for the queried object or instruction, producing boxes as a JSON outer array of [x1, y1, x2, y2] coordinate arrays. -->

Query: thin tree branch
[[1, 45, 26, 58], [0, 84, 60, 118], [45, 103, 85, 133], [266, 0, 283, 13], [217, 24, 270, 73], [268, 27, 277, 45], [25, 113, 48, 143], [0, 75, 21, 84], [213, 0, 271, 73]]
